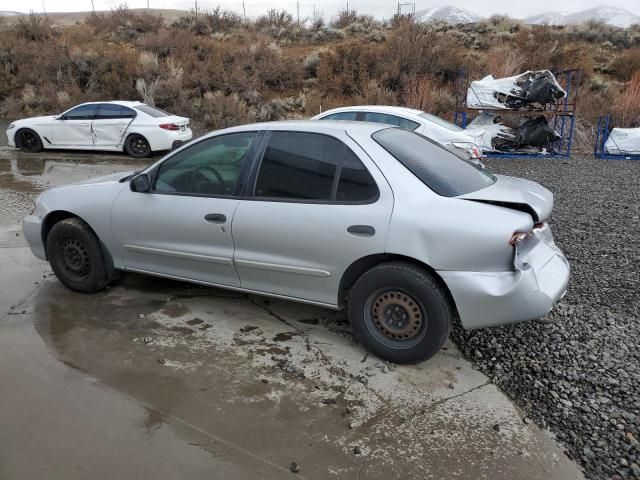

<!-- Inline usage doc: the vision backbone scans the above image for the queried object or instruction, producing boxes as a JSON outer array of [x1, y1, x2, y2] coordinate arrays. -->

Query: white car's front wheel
[[124, 134, 151, 158], [15, 128, 44, 153]]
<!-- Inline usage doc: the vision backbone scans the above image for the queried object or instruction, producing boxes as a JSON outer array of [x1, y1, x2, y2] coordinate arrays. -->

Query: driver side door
[[110, 131, 260, 287], [50, 104, 97, 147]]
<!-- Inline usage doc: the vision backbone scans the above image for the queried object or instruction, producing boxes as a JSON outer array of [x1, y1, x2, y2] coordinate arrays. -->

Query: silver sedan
[[22, 121, 569, 363]]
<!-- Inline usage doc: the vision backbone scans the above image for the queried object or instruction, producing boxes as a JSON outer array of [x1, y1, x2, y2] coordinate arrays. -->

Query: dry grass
[[614, 73, 640, 127], [0, 7, 639, 137]]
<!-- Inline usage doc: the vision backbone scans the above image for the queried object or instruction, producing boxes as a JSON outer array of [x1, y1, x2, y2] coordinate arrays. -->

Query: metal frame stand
[[453, 69, 581, 159], [594, 114, 640, 160]]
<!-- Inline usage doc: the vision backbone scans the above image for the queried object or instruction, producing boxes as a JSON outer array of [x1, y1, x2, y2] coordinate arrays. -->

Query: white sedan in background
[[311, 105, 484, 162], [6, 101, 192, 158]]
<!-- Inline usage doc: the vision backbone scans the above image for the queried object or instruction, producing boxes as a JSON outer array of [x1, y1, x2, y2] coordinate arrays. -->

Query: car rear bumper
[[440, 225, 569, 329], [150, 128, 193, 151], [22, 215, 46, 260]]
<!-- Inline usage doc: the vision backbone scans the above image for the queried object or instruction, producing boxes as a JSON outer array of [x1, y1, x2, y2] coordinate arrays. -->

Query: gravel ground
[[452, 155, 640, 479]]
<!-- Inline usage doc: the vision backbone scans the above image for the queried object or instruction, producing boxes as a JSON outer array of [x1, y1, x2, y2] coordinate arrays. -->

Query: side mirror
[[130, 173, 151, 193], [56, 115, 65, 120]]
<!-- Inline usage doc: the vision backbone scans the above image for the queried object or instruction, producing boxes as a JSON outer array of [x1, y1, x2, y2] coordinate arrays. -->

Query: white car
[[6, 101, 192, 158], [311, 105, 484, 161]]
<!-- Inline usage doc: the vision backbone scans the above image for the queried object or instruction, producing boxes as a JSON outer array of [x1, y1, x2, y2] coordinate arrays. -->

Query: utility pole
[[242, 1, 246, 22], [90, 0, 95, 12], [194, 0, 198, 18], [296, 1, 299, 25], [147, 0, 149, 8]]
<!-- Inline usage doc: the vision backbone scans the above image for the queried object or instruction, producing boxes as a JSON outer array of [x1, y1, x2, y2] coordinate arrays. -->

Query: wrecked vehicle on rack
[[467, 113, 562, 154], [467, 71, 566, 110]]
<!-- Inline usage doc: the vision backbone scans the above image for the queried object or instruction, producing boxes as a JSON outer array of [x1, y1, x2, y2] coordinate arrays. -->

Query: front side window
[[254, 132, 343, 201], [362, 112, 420, 130], [373, 128, 495, 197], [154, 132, 256, 196], [64, 104, 98, 120], [319, 112, 359, 121]]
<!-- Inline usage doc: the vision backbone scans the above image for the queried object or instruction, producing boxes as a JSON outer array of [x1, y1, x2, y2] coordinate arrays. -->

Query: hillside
[[526, 7, 640, 28], [0, 7, 639, 145]]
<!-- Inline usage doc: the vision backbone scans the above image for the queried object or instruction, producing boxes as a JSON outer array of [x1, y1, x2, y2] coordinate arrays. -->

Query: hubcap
[[61, 238, 91, 279], [371, 290, 423, 340]]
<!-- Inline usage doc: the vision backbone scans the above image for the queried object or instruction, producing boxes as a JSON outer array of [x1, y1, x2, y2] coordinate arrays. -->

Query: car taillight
[[159, 123, 180, 131], [509, 231, 531, 246]]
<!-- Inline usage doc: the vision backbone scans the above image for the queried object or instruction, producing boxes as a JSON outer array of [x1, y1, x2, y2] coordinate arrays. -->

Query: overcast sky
[[4, 0, 640, 19]]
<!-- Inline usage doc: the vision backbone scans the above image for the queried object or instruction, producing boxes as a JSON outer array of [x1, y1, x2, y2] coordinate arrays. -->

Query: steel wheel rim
[[130, 136, 148, 155], [363, 288, 428, 350], [61, 238, 91, 281]]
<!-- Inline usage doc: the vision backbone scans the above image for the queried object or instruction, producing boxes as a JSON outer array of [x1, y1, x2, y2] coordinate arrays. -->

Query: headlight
[[7, 123, 16, 130]]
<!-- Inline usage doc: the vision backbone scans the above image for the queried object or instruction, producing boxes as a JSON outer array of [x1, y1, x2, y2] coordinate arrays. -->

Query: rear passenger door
[[92, 104, 135, 147], [231, 130, 394, 306]]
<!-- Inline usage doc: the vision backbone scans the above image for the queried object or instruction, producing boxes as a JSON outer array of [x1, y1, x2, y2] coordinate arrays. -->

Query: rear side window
[[336, 149, 378, 202], [362, 112, 420, 130], [373, 128, 495, 197], [319, 112, 358, 121], [64, 104, 98, 120], [134, 104, 170, 118], [254, 132, 378, 203], [96, 104, 135, 119]]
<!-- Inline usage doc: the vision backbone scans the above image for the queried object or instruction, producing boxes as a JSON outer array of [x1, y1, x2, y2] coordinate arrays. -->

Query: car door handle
[[204, 213, 227, 223], [347, 225, 375, 237]]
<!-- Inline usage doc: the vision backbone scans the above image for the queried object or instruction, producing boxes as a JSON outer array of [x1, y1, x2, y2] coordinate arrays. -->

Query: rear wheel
[[46, 218, 110, 293], [15, 128, 43, 153], [348, 262, 452, 364], [124, 134, 151, 158]]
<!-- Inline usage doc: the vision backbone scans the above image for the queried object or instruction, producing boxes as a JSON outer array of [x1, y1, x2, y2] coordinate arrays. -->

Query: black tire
[[15, 128, 44, 153], [348, 262, 452, 364], [46, 217, 110, 293], [124, 134, 151, 158]]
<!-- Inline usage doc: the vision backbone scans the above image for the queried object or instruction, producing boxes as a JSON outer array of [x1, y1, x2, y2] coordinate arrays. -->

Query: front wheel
[[348, 262, 452, 364], [46, 218, 110, 293], [124, 134, 151, 158], [15, 128, 43, 153]]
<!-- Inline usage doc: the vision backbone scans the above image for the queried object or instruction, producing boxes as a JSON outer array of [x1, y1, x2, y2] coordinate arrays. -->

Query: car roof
[[205, 120, 393, 138], [317, 105, 425, 118], [75, 101, 144, 107]]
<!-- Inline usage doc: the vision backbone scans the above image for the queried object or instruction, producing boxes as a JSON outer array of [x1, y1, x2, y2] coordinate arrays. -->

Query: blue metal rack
[[452, 69, 581, 159], [594, 114, 640, 160]]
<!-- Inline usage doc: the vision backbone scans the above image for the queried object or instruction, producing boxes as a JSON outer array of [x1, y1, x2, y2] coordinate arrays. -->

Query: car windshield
[[372, 128, 495, 197], [418, 112, 464, 132], [134, 104, 171, 118]]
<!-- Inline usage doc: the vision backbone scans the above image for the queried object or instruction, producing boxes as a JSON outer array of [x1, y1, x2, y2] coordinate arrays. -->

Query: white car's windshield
[[372, 128, 495, 197], [419, 112, 464, 132]]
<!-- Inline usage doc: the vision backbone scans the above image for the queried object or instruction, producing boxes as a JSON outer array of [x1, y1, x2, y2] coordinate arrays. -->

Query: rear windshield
[[134, 104, 170, 118], [372, 128, 495, 197], [419, 112, 463, 132]]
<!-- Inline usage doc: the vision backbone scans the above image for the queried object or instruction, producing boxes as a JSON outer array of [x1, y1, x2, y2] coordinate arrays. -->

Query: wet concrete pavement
[[0, 147, 584, 479]]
